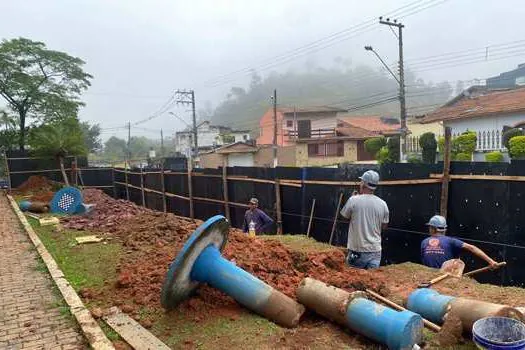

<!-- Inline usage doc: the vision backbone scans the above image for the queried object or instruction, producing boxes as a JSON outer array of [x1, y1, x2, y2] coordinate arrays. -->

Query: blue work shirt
[[421, 235, 465, 268], [242, 208, 273, 235]]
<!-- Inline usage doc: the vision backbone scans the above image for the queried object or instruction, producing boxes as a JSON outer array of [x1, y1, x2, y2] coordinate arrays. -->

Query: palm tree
[[28, 118, 87, 186]]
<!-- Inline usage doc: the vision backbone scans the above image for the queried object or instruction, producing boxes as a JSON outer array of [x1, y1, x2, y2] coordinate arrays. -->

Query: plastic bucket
[[473, 317, 525, 350]]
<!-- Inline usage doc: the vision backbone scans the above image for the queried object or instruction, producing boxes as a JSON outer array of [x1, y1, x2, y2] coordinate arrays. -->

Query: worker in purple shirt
[[242, 198, 274, 235], [421, 215, 498, 269]]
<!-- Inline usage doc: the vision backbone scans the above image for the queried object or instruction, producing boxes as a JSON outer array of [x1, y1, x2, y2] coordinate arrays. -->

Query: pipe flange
[[160, 215, 229, 310]]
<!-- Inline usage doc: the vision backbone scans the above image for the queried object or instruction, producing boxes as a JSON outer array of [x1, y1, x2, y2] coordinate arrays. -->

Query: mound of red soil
[[16, 175, 54, 193]]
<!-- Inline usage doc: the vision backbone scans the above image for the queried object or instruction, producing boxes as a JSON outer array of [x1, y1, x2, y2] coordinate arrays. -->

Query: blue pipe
[[191, 245, 273, 314], [346, 297, 423, 350], [406, 288, 456, 325], [19, 200, 31, 212]]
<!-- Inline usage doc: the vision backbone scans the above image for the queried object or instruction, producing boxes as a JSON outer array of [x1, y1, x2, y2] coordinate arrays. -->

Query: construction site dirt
[[55, 190, 525, 349]]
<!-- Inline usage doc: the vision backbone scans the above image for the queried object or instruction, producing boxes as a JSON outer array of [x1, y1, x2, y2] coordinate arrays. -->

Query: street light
[[364, 45, 406, 162], [364, 46, 400, 84]]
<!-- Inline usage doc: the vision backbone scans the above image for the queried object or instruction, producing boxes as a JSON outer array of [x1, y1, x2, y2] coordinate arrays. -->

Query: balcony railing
[[286, 128, 337, 139]]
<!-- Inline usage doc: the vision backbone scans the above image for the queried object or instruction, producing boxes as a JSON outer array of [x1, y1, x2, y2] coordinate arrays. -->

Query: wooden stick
[[440, 127, 452, 217], [222, 157, 230, 222], [275, 179, 282, 235], [365, 289, 441, 332], [9, 168, 73, 174], [431, 174, 525, 182], [283, 178, 441, 186], [329, 193, 344, 245], [306, 199, 316, 238], [187, 158, 194, 219], [464, 262, 506, 277], [160, 160, 167, 213], [140, 167, 146, 207]]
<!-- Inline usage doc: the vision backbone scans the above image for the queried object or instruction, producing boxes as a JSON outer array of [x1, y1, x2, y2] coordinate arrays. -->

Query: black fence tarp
[[10, 160, 525, 287]]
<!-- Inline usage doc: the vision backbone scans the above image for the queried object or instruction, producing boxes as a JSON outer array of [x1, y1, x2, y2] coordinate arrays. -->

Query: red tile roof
[[337, 115, 401, 133], [336, 125, 377, 138], [422, 87, 525, 123]]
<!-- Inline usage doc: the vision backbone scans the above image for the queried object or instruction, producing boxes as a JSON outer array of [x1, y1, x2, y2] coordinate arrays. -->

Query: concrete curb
[[7, 194, 115, 350]]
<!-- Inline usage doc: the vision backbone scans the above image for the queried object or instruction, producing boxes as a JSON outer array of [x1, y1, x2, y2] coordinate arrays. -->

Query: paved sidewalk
[[0, 195, 87, 349]]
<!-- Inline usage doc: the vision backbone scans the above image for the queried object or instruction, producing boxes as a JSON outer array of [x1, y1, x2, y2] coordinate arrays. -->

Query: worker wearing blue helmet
[[421, 215, 498, 269]]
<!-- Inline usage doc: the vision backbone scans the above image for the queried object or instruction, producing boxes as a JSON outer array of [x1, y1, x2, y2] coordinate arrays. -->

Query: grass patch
[[260, 234, 339, 253], [98, 321, 121, 342], [28, 218, 121, 291]]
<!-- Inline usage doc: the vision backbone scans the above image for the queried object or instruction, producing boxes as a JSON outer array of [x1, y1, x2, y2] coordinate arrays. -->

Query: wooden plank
[[275, 179, 282, 235], [440, 127, 452, 218], [103, 307, 170, 350], [431, 173, 525, 182], [222, 157, 230, 222], [75, 235, 104, 244], [9, 168, 72, 174], [284, 178, 440, 186], [124, 169, 130, 201]]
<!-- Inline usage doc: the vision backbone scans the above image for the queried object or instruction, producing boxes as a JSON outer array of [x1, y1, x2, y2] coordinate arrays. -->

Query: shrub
[[387, 136, 400, 162], [509, 136, 525, 159], [502, 128, 524, 149], [485, 151, 504, 162], [419, 132, 437, 163], [455, 131, 477, 155], [407, 153, 422, 163], [376, 146, 391, 164], [364, 137, 386, 156], [454, 152, 472, 161]]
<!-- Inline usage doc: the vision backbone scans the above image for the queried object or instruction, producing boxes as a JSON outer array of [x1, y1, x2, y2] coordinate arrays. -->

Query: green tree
[[104, 136, 127, 160], [0, 38, 92, 149], [28, 118, 87, 185], [364, 136, 386, 156], [0, 110, 19, 150], [80, 121, 101, 153], [419, 132, 437, 164], [387, 136, 400, 162]]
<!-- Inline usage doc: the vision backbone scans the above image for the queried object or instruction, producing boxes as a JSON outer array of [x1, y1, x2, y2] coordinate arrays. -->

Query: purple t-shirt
[[421, 236, 465, 268], [243, 208, 273, 234]]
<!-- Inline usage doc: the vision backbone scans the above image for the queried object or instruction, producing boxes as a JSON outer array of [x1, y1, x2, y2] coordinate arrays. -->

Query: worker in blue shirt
[[242, 198, 274, 235], [421, 215, 498, 269]]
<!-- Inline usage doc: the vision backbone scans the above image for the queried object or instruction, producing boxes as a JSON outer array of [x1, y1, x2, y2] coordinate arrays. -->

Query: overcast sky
[[2, 0, 525, 141]]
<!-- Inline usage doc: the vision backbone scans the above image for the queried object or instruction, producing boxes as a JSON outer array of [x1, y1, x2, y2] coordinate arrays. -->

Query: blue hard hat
[[359, 170, 380, 189], [426, 215, 447, 231]]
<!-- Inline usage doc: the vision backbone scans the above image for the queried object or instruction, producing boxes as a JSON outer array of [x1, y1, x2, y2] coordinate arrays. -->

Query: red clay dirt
[[63, 190, 525, 349]]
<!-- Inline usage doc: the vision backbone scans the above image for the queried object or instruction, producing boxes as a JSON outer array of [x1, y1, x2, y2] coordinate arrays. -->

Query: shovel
[[418, 260, 506, 288], [418, 259, 465, 288]]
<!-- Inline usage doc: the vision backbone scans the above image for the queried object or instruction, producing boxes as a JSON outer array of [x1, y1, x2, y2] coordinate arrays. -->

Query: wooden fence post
[[140, 167, 146, 207], [124, 166, 130, 201], [275, 179, 282, 235], [4, 154, 11, 191], [160, 159, 167, 213], [306, 198, 316, 238], [222, 156, 231, 222], [111, 167, 117, 199], [440, 127, 452, 218], [187, 158, 194, 219], [329, 193, 344, 245]]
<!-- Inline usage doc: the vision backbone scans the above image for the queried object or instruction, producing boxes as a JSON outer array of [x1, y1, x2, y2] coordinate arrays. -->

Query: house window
[[286, 120, 293, 128], [308, 142, 344, 157], [243, 135, 248, 141]]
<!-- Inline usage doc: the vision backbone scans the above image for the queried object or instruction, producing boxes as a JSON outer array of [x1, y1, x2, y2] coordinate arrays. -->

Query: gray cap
[[249, 198, 258, 204], [359, 170, 380, 189], [426, 215, 447, 231]]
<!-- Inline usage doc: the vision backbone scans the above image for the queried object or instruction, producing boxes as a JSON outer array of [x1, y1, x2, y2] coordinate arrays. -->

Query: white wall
[[445, 112, 525, 151], [227, 153, 254, 167], [281, 113, 338, 135], [233, 132, 250, 143]]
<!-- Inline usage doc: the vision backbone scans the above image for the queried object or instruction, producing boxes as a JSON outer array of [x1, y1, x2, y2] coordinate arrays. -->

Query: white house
[[174, 121, 251, 157], [422, 86, 525, 160]]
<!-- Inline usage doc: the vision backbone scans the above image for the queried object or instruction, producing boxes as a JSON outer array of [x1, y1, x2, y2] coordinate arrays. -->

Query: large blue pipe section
[[160, 215, 305, 328], [191, 245, 274, 315], [346, 297, 423, 350], [406, 288, 456, 324], [297, 278, 422, 350]]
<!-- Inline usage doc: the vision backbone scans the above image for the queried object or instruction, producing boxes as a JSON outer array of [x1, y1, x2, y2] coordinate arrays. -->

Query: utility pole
[[175, 89, 198, 165], [379, 17, 406, 162], [271, 89, 277, 168]]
